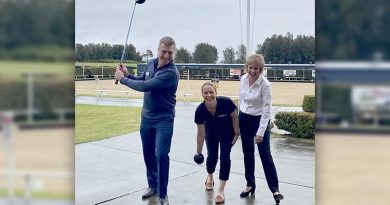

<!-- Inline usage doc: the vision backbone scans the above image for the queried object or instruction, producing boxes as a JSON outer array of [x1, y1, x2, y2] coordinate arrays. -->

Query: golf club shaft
[[116, 1, 137, 84]]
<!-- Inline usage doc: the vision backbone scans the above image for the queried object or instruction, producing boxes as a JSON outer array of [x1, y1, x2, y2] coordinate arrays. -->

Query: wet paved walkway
[[75, 97, 314, 205]]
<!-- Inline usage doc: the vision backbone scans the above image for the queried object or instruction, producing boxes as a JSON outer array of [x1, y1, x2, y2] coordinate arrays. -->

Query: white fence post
[[1, 111, 15, 204], [27, 73, 34, 124]]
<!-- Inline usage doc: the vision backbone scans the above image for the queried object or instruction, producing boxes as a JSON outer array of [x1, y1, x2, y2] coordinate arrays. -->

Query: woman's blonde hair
[[201, 82, 217, 93], [245, 54, 265, 73]]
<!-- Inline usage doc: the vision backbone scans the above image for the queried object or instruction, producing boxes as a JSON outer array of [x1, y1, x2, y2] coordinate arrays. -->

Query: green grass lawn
[[75, 104, 141, 144], [0, 61, 74, 80]]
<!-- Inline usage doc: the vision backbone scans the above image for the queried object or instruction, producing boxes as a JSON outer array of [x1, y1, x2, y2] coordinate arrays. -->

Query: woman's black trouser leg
[[239, 111, 259, 188], [205, 134, 218, 175], [257, 128, 279, 193], [218, 133, 233, 180]]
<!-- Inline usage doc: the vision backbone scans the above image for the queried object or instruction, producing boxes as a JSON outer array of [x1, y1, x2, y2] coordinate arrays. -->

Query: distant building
[[137, 63, 315, 82], [316, 61, 390, 132]]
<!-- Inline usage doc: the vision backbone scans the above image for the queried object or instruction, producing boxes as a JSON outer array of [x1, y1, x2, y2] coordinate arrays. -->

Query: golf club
[[115, 0, 145, 84]]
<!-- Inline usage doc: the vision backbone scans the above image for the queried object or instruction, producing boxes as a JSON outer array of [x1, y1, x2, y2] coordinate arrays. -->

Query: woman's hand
[[254, 135, 263, 144], [232, 133, 239, 145]]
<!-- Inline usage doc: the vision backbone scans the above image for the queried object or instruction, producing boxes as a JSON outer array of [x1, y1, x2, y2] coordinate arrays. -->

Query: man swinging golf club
[[115, 36, 178, 205]]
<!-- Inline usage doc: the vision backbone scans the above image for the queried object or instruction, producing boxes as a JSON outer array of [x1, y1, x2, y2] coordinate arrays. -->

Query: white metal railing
[[95, 89, 130, 101], [0, 169, 73, 203], [6, 108, 73, 125]]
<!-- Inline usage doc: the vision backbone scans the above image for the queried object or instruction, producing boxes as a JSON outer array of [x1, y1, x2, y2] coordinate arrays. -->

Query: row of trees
[[175, 43, 247, 64], [0, 0, 74, 49], [75, 43, 143, 62], [257, 33, 315, 64], [75, 34, 314, 64], [0, 0, 74, 61], [317, 0, 389, 60], [175, 43, 219, 64], [175, 34, 314, 64]]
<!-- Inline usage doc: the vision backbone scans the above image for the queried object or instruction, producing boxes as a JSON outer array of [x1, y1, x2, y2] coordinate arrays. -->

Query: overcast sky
[[76, 0, 314, 62]]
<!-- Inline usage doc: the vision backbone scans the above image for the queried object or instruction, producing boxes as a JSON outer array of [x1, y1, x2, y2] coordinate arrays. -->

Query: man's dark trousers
[[140, 116, 174, 198]]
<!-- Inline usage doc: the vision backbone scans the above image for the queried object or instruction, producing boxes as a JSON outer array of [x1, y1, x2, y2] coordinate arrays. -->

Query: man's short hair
[[159, 36, 176, 48]]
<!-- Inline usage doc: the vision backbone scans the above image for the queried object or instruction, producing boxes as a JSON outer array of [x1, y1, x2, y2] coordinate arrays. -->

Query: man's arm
[[120, 71, 177, 92], [118, 64, 145, 80], [127, 72, 145, 80]]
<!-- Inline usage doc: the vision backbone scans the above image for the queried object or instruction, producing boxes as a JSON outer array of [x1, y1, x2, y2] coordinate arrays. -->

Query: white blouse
[[239, 74, 272, 137]]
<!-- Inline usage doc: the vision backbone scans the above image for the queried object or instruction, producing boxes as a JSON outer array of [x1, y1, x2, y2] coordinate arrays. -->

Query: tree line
[[221, 34, 315, 64], [0, 0, 314, 63], [317, 0, 389, 60], [76, 34, 314, 64], [0, 0, 74, 61], [75, 43, 142, 62], [257, 33, 315, 64], [4, 0, 384, 62]]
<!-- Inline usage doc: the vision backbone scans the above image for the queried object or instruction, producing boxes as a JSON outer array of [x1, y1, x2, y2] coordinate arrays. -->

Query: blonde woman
[[238, 54, 284, 204], [194, 82, 239, 204]]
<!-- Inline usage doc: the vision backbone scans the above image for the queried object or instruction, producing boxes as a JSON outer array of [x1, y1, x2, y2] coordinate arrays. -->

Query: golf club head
[[136, 0, 145, 4]]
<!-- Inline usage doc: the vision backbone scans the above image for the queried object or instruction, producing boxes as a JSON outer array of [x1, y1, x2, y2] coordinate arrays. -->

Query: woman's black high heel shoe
[[240, 186, 255, 198], [273, 193, 284, 204]]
